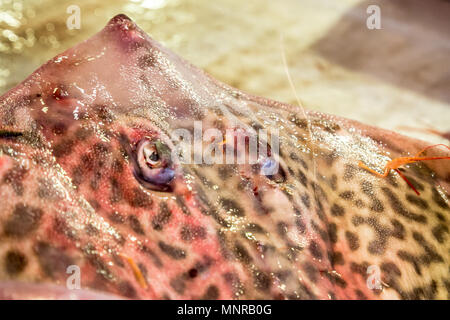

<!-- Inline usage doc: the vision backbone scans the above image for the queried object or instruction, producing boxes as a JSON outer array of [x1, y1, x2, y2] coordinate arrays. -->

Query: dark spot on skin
[[112, 253, 125, 268], [244, 223, 266, 234], [219, 197, 244, 217], [95, 105, 115, 123], [311, 182, 327, 202], [180, 225, 207, 242], [328, 223, 338, 243], [109, 211, 125, 224], [354, 199, 365, 208], [350, 261, 370, 277], [140, 245, 163, 268], [112, 158, 123, 173], [34, 242, 73, 278], [158, 241, 186, 260], [345, 231, 360, 251], [37, 178, 59, 200], [217, 165, 235, 180], [330, 203, 345, 217], [309, 241, 323, 259], [289, 152, 300, 161], [352, 215, 365, 226], [297, 169, 308, 187], [432, 224, 449, 243], [83, 244, 114, 281], [53, 217, 78, 240], [223, 272, 245, 297], [330, 251, 345, 266], [406, 194, 429, 210], [296, 217, 306, 234], [397, 250, 422, 275], [93, 142, 111, 155], [315, 200, 326, 222], [4, 203, 43, 238], [295, 283, 316, 300], [2, 165, 27, 196], [303, 262, 318, 282], [118, 281, 137, 299], [175, 196, 191, 215], [412, 232, 444, 264], [137, 53, 157, 69], [435, 212, 446, 222], [75, 127, 92, 140], [233, 242, 252, 264], [339, 191, 354, 201], [152, 202, 172, 230], [381, 262, 401, 286], [201, 285, 219, 300], [71, 167, 83, 187], [361, 180, 374, 196], [355, 290, 367, 299], [329, 174, 338, 190], [128, 187, 152, 208], [110, 178, 123, 203], [170, 276, 186, 295], [90, 171, 102, 191], [390, 219, 405, 240], [52, 122, 67, 135], [277, 221, 289, 237], [381, 187, 427, 223], [129, 215, 145, 235], [343, 164, 357, 181], [432, 187, 449, 209], [4, 250, 27, 276], [85, 224, 99, 236], [370, 198, 384, 213], [301, 194, 311, 208], [53, 139, 75, 158], [253, 270, 271, 291]]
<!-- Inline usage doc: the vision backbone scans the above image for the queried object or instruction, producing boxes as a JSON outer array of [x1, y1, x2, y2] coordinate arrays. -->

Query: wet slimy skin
[[0, 15, 449, 299]]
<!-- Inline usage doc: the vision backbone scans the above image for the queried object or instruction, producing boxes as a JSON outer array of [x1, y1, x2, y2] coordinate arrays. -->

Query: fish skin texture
[[0, 14, 449, 300]]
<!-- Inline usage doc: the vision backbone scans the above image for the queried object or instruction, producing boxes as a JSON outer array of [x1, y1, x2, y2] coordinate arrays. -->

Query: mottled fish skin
[[0, 14, 449, 300]]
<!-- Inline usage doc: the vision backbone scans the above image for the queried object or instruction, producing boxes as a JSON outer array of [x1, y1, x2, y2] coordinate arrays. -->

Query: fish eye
[[134, 137, 175, 191]]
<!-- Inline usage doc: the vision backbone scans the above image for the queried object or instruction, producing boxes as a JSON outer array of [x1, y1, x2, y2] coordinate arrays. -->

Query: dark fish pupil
[[149, 151, 159, 162]]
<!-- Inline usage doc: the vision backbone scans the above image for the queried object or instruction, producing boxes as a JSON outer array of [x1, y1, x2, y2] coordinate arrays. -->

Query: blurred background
[[0, 0, 449, 143]]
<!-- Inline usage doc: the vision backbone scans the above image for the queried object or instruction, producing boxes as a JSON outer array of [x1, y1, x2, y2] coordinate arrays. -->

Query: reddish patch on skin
[[0, 156, 11, 171], [127, 127, 159, 146]]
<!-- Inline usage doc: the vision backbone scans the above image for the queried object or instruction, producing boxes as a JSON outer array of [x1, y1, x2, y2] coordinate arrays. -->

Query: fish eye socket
[[141, 141, 161, 167], [134, 137, 175, 191]]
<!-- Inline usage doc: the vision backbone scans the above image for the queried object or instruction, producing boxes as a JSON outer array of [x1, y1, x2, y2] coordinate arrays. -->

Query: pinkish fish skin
[[0, 14, 449, 300]]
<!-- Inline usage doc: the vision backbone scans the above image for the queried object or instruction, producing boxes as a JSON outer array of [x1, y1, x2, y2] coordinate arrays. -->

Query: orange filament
[[358, 144, 450, 196], [119, 253, 148, 289]]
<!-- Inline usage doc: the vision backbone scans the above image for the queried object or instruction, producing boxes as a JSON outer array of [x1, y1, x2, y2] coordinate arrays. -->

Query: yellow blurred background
[[1, 0, 449, 143]]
